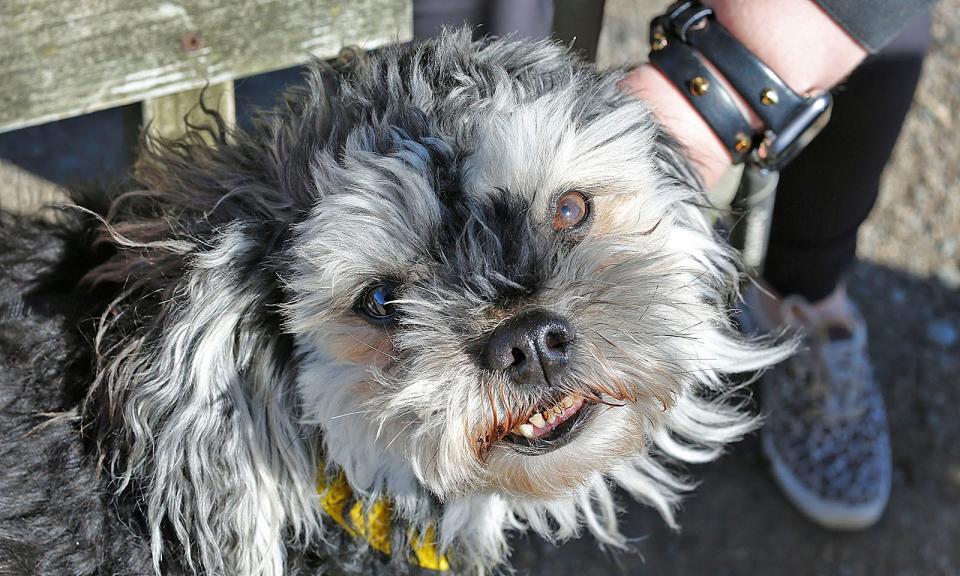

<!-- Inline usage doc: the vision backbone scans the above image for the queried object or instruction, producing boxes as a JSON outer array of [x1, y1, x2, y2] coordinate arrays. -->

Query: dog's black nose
[[484, 310, 574, 387]]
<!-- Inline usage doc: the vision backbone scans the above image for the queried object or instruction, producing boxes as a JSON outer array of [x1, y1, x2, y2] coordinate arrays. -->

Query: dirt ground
[[1, 2, 957, 574], [517, 2, 960, 575]]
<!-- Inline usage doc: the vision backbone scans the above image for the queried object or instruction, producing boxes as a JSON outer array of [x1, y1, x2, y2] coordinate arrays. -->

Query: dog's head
[[281, 31, 782, 504], [87, 29, 789, 574]]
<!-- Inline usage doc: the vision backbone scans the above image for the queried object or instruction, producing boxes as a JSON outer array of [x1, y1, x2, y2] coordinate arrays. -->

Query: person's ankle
[[754, 282, 854, 326], [806, 284, 856, 323]]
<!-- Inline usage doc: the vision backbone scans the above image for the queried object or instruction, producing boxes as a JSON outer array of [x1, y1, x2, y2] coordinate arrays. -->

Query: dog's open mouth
[[502, 394, 594, 452]]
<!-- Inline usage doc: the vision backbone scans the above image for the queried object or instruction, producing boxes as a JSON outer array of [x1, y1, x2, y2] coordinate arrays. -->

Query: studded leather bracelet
[[648, 0, 834, 169]]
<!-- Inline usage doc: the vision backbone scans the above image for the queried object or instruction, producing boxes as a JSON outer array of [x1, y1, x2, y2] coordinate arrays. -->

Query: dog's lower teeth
[[507, 395, 591, 442]]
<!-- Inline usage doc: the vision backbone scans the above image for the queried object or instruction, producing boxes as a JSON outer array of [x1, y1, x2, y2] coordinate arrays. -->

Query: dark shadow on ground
[[513, 260, 960, 576]]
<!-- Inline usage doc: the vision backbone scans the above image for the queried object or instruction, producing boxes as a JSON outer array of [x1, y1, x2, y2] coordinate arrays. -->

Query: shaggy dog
[[0, 31, 789, 575]]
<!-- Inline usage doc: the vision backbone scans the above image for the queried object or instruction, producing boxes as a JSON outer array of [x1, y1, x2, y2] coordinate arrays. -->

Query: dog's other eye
[[553, 191, 590, 231], [358, 283, 399, 322]]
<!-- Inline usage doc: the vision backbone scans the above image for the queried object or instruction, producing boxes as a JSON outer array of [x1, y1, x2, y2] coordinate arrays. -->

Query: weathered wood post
[[1, 0, 412, 137]]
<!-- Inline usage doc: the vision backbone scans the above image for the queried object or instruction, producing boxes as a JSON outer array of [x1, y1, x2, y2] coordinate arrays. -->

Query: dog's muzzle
[[484, 310, 573, 388]]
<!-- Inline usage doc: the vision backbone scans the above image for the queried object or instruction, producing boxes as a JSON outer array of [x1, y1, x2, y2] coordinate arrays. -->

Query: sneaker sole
[[762, 430, 889, 530]]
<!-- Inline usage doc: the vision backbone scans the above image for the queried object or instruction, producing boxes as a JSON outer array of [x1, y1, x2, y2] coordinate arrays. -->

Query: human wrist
[[622, 64, 732, 188], [705, 0, 867, 95], [623, 0, 868, 186]]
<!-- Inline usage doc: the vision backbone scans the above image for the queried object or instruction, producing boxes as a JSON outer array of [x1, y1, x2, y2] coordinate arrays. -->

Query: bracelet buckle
[[664, 1, 714, 41], [755, 91, 833, 169]]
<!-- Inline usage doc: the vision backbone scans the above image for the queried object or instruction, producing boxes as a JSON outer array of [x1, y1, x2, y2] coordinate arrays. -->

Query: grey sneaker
[[743, 286, 892, 530]]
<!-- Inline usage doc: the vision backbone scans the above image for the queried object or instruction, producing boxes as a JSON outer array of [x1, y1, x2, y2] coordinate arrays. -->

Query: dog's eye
[[553, 191, 590, 231], [358, 283, 399, 322]]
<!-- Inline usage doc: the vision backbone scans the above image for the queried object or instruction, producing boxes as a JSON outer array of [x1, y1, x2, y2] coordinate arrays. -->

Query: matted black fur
[[0, 211, 150, 575]]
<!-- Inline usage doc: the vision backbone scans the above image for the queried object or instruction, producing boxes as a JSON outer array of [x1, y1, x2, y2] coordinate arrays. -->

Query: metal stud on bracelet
[[651, 31, 668, 51], [689, 76, 710, 96], [760, 88, 779, 106]]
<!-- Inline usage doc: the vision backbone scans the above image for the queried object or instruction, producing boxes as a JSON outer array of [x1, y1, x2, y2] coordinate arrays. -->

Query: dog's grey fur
[[0, 30, 790, 575]]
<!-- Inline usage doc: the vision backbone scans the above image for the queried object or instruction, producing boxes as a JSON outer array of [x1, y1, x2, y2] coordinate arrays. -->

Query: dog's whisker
[[385, 420, 416, 451], [329, 409, 378, 421], [346, 333, 399, 361]]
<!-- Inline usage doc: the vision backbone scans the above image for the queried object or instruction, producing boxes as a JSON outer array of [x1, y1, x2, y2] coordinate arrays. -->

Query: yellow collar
[[316, 466, 450, 571]]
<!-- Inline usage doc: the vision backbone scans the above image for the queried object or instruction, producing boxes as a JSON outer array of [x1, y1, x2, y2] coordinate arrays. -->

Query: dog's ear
[[83, 58, 350, 292], [89, 225, 319, 575], [103, 59, 347, 260]]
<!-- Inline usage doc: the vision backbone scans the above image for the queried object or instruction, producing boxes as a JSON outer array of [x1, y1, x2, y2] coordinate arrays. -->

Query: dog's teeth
[[518, 424, 535, 438], [562, 396, 574, 408], [529, 413, 545, 428], [545, 410, 557, 424], [551, 405, 563, 415]]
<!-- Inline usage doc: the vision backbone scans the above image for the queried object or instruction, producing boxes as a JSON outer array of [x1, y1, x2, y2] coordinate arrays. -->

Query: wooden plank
[[0, 0, 412, 133], [0, 160, 68, 216], [143, 81, 235, 142]]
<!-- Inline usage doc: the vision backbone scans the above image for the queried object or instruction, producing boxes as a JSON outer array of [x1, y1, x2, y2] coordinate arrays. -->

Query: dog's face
[[282, 33, 763, 503]]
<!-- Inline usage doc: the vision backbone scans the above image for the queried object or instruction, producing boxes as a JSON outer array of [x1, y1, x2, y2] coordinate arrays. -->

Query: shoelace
[[814, 336, 870, 422]]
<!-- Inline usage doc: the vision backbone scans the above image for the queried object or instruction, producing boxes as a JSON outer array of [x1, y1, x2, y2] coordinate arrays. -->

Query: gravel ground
[[518, 2, 960, 575], [1, 3, 957, 574]]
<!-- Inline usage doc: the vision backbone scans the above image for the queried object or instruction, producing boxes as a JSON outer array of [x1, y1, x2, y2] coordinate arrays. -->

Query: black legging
[[763, 13, 931, 301]]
